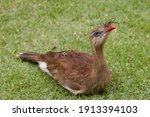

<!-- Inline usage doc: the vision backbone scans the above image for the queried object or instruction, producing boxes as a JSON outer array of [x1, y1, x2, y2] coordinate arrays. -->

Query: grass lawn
[[0, 0, 149, 100]]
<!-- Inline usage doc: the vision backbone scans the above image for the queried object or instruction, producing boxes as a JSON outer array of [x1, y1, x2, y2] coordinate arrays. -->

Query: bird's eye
[[93, 31, 103, 37]]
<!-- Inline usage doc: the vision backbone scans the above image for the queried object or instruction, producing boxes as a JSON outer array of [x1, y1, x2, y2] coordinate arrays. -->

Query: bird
[[17, 19, 116, 95]]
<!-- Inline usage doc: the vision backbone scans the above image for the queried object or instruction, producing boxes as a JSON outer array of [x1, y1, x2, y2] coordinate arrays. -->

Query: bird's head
[[90, 18, 116, 48]]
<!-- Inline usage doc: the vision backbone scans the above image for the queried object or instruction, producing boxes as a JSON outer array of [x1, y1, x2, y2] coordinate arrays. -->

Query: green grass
[[0, 0, 149, 100]]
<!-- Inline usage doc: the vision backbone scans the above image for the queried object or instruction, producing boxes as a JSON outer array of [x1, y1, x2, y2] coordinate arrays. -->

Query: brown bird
[[17, 19, 116, 95]]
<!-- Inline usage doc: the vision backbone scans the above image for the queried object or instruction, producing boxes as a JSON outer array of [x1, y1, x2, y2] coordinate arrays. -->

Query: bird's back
[[40, 50, 93, 78], [38, 50, 95, 94]]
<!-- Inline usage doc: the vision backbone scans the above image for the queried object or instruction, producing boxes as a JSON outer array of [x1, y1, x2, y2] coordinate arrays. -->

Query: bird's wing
[[40, 50, 93, 84]]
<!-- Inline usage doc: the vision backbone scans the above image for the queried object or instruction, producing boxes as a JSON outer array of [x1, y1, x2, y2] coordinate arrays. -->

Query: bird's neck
[[93, 46, 107, 72], [90, 45, 111, 91], [90, 46, 111, 93]]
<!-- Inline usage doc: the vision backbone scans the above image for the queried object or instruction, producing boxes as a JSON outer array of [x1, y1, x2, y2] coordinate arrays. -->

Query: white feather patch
[[38, 61, 52, 76]]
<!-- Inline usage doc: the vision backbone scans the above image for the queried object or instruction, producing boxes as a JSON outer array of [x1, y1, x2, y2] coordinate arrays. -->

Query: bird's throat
[[93, 47, 107, 75]]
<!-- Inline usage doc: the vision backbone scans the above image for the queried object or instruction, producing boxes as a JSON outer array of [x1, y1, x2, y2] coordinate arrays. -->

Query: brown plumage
[[17, 19, 116, 95]]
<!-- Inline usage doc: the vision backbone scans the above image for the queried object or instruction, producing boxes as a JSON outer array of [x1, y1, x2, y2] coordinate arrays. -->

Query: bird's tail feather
[[16, 52, 42, 62]]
